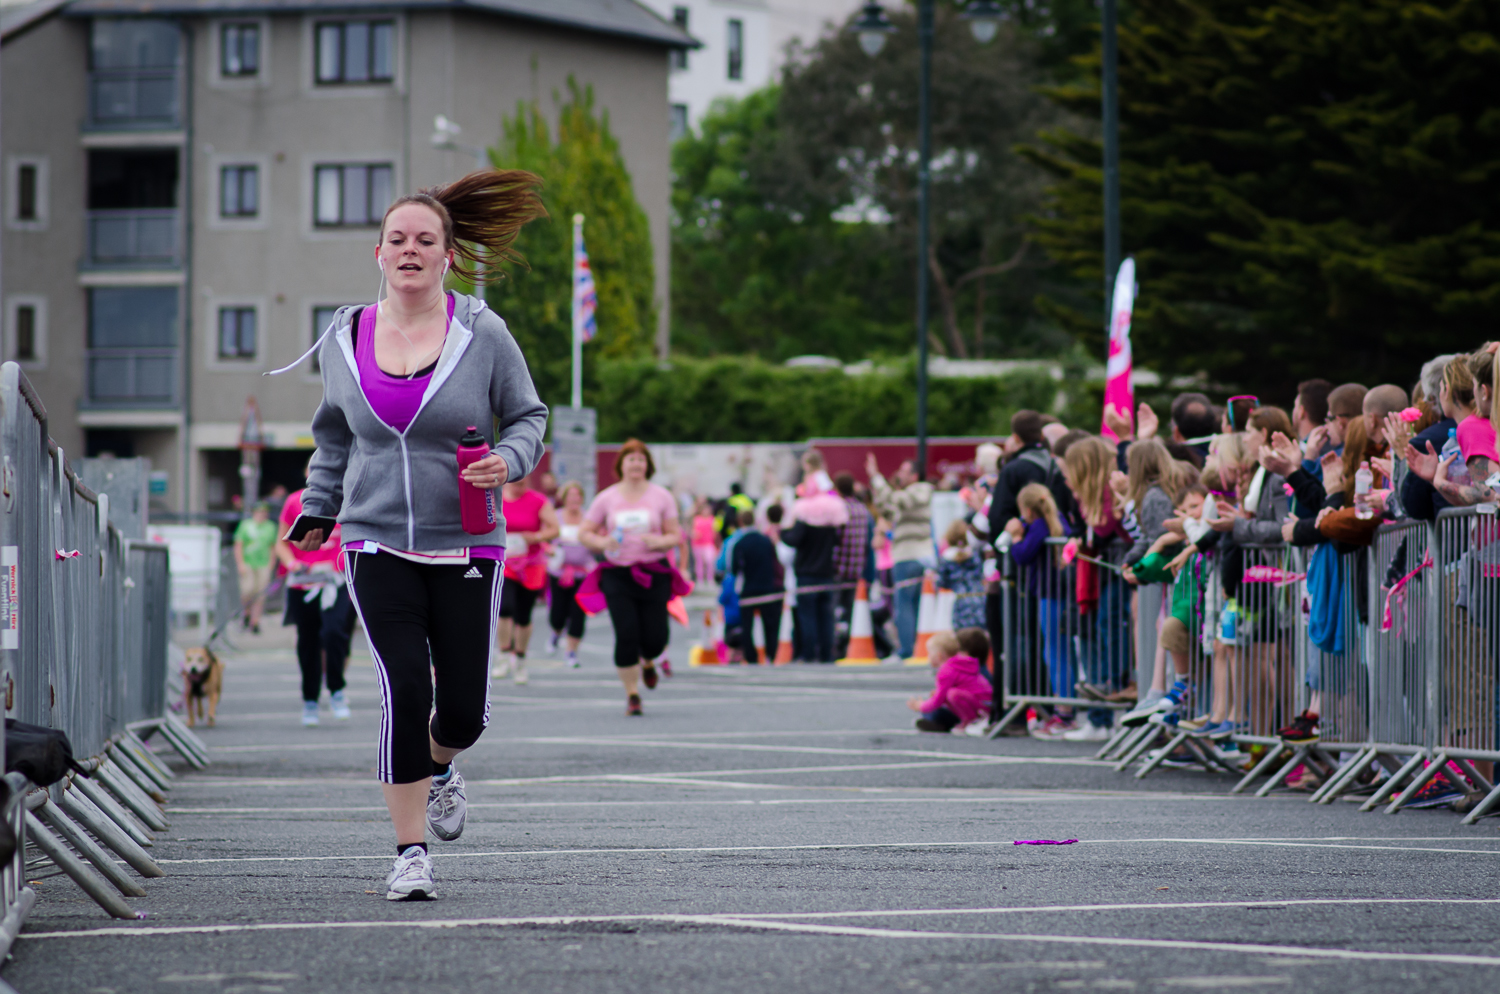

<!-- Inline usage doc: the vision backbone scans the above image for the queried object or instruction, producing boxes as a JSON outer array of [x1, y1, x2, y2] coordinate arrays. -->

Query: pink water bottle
[[457, 426, 497, 535]]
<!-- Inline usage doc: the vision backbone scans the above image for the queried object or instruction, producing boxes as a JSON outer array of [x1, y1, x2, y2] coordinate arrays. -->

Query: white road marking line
[[715, 897, 1500, 920], [21, 903, 1500, 968], [1133, 838, 1500, 856]]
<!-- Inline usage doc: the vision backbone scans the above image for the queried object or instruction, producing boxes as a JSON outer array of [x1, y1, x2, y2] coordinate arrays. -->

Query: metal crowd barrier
[[989, 537, 1132, 739], [1053, 510, 1500, 824], [0, 362, 210, 941]]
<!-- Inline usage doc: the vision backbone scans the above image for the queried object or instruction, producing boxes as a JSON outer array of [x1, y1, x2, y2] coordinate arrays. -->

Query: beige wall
[[1, 15, 91, 457]]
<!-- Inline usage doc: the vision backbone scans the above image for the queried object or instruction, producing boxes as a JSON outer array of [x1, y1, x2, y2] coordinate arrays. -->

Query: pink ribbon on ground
[[1380, 550, 1433, 635], [1014, 839, 1079, 845]]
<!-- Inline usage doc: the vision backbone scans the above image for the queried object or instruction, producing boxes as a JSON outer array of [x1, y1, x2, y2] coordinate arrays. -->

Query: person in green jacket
[[233, 502, 278, 632]]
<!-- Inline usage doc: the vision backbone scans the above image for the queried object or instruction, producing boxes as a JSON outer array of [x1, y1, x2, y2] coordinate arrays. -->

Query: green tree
[[1026, 0, 1500, 395], [673, 3, 1074, 362], [487, 79, 656, 408]]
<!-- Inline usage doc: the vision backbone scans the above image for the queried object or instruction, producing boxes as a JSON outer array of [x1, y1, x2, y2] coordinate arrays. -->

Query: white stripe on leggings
[[345, 553, 395, 783]]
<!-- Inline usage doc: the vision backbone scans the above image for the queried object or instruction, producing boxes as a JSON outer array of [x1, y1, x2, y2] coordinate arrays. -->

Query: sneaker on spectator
[[1143, 746, 1199, 769], [1121, 689, 1170, 727], [1075, 682, 1110, 702], [1030, 715, 1077, 740], [1211, 741, 1251, 768], [1190, 719, 1234, 739], [962, 719, 991, 737], [1147, 705, 1182, 728], [1062, 723, 1112, 742], [1407, 771, 1466, 809], [1277, 711, 1319, 744]]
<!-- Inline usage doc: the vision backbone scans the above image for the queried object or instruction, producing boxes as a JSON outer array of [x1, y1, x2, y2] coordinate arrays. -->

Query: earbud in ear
[[378, 258, 385, 272], [443, 258, 451, 276]]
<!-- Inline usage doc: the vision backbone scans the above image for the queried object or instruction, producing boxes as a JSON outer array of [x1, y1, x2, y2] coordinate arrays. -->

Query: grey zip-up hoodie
[[299, 293, 548, 551]]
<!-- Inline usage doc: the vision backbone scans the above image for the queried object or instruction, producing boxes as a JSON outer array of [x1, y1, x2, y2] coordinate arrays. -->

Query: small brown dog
[[182, 646, 224, 727]]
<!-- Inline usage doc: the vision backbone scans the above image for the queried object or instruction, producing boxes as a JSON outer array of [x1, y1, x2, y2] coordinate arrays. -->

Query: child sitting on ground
[[907, 627, 993, 733]]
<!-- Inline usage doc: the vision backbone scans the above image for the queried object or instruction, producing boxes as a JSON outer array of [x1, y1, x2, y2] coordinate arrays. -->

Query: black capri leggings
[[346, 551, 500, 785], [500, 579, 540, 627], [549, 574, 587, 639], [598, 566, 672, 668], [284, 584, 353, 703]]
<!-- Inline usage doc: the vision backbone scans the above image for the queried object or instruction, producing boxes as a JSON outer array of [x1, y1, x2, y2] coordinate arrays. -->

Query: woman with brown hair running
[[279, 169, 548, 900], [579, 440, 684, 715]]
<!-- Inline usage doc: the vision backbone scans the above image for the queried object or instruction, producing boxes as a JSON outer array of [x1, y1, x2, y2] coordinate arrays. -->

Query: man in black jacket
[[989, 410, 1075, 538], [782, 513, 841, 663], [729, 510, 784, 664]]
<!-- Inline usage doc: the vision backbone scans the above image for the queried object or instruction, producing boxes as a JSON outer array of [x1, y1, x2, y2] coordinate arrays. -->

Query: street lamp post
[[852, 2, 1001, 482], [1101, 0, 1121, 336]]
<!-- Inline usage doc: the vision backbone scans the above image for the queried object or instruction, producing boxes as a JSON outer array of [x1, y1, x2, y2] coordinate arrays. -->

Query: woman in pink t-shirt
[[689, 497, 719, 586], [581, 439, 682, 715], [492, 480, 558, 686], [274, 477, 353, 727]]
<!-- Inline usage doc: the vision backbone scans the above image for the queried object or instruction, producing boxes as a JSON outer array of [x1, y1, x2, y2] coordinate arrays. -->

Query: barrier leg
[[24, 811, 138, 919], [1134, 730, 1189, 779], [986, 699, 1029, 740], [116, 737, 174, 792], [97, 762, 168, 832], [108, 745, 167, 803], [1231, 743, 1287, 794], [1447, 757, 1493, 795], [72, 774, 154, 847], [57, 789, 163, 878], [0, 886, 36, 963], [122, 729, 176, 781], [1384, 751, 1448, 814], [1460, 781, 1500, 824], [1113, 726, 1161, 772], [35, 799, 146, 898], [1254, 744, 1312, 797], [1360, 751, 1428, 812], [1095, 724, 1135, 761], [159, 714, 210, 769], [1309, 747, 1375, 804]]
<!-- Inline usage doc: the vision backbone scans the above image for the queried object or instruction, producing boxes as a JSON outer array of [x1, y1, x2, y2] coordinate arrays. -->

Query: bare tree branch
[[927, 245, 969, 359]]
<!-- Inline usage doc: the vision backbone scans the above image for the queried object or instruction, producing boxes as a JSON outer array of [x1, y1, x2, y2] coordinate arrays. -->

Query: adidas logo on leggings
[[463, 566, 483, 578]]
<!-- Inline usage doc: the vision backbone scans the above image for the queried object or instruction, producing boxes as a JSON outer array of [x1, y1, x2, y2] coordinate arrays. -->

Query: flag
[[1100, 257, 1136, 441], [571, 213, 597, 343]]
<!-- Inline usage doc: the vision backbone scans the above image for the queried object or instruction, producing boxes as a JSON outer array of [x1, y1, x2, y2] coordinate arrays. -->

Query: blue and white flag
[[572, 213, 597, 343]]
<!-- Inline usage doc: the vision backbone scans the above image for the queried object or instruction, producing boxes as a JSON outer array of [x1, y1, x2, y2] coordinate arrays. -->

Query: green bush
[[588, 356, 1058, 443]]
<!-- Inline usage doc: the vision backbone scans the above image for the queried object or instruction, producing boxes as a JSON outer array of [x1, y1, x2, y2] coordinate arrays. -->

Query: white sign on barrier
[[1, 545, 16, 649], [144, 525, 221, 635]]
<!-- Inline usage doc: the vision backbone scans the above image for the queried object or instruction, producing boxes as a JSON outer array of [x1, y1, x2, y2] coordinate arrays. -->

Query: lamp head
[[850, 1, 894, 57], [961, 1, 1006, 44]]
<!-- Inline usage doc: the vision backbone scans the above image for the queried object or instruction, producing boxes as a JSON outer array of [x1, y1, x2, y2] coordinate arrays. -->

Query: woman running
[[284, 170, 548, 900], [492, 478, 559, 685], [546, 481, 593, 667], [579, 440, 683, 715]]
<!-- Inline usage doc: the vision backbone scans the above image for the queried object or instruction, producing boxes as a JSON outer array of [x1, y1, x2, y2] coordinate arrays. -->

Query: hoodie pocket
[[343, 457, 371, 506]]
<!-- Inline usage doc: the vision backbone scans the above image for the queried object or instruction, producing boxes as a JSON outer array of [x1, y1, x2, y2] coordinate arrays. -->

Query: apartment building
[[640, 0, 866, 138], [0, 0, 690, 516]]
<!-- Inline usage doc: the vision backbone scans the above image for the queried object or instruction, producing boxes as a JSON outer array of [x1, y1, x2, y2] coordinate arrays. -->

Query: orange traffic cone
[[774, 592, 793, 664], [907, 575, 938, 665], [689, 609, 724, 666], [836, 580, 880, 665]]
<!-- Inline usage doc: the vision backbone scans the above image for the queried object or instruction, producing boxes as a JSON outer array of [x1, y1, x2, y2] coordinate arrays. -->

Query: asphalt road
[[9, 608, 1500, 994]]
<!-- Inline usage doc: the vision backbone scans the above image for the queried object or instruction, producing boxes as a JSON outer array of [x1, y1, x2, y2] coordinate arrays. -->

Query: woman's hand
[[1004, 518, 1025, 540], [1370, 455, 1395, 485], [1383, 412, 1413, 456], [907, 697, 925, 713], [1209, 500, 1237, 531], [293, 530, 326, 552], [1406, 440, 1440, 482], [1281, 514, 1297, 543], [460, 453, 509, 490], [1121, 564, 1138, 585], [1136, 402, 1160, 440], [1108, 470, 1129, 504], [1320, 450, 1344, 494], [1103, 404, 1133, 441]]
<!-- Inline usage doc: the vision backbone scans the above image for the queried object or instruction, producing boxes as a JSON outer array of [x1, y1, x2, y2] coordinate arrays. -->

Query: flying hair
[[380, 169, 547, 285]]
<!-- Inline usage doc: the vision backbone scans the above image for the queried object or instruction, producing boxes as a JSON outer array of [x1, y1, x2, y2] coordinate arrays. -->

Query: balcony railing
[[87, 209, 179, 268], [85, 349, 178, 408], [88, 69, 180, 130]]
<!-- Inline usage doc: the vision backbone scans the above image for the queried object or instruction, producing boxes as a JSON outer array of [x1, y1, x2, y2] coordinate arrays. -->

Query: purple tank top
[[355, 294, 455, 433]]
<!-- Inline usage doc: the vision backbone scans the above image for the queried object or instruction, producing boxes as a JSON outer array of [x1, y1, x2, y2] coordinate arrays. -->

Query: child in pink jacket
[[907, 628, 993, 733]]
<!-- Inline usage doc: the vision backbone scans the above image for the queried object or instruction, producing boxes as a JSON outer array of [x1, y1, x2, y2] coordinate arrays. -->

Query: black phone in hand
[[282, 514, 338, 543]]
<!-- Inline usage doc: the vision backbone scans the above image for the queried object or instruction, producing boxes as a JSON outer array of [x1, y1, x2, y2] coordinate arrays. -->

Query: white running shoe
[[1062, 722, 1112, 742], [385, 846, 435, 900], [513, 656, 529, 686], [491, 650, 513, 680], [566, 651, 580, 669], [427, 767, 467, 841], [302, 701, 319, 727], [1120, 690, 1173, 727], [330, 690, 351, 720]]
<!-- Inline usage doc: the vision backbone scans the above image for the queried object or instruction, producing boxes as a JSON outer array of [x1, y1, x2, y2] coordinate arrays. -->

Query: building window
[[6, 297, 45, 364], [671, 7, 689, 70], [314, 163, 392, 227], [218, 307, 257, 360], [220, 165, 258, 217], [670, 104, 689, 142], [86, 287, 178, 406], [727, 18, 743, 81], [17, 165, 37, 221], [311, 306, 345, 373], [88, 18, 181, 128], [221, 22, 259, 76], [315, 20, 395, 84]]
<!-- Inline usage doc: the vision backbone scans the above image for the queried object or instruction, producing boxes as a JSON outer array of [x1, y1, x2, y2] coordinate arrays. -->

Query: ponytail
[[380, 169, 547, 284], [1467, 348, 1499, 437]]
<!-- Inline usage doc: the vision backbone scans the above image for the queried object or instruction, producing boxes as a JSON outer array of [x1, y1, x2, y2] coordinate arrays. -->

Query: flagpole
[[571, 213, 583, 410]]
